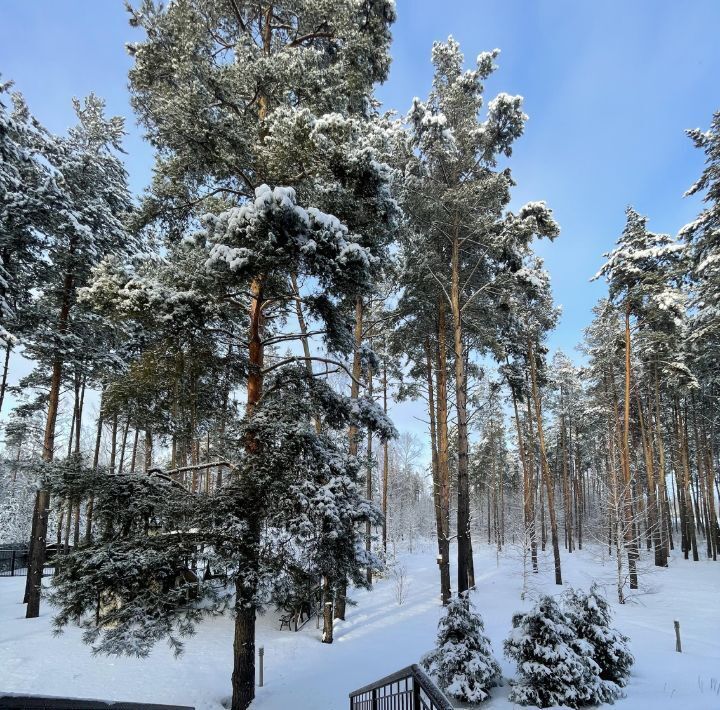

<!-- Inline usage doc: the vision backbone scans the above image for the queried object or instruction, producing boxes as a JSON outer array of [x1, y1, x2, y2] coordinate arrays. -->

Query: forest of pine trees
[[1, 3, 718, 710]]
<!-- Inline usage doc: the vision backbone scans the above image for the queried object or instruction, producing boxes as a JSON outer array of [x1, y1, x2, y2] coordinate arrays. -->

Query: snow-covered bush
[[504, 595, 600, 708], [422, 594, 501, 703], [564, 584, 634, 702]]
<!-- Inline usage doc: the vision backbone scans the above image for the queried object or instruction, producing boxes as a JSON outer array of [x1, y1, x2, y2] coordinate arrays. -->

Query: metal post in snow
[[258, 646, 264, 687], [674, 620, 682, 652]]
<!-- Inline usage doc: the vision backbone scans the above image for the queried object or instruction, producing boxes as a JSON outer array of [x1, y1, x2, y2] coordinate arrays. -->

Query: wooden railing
[[349, 664, 454, 710]]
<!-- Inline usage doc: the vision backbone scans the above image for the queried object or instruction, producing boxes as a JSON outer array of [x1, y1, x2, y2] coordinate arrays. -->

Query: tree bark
[[0, 342, 11, 414], [509, 381, 537, 572], [25, 489, 50, 618], [231, 593, 257, 710], [426, 335, 450, 605], [528, 336, 562, 585], [382, 358, 389, 553], [321, 575, 334, 644], [435, 305, 452, 603], [335, 295, 363, 622], [27, 263, 74, 616], [621, 302, 639, 588], [85, 394, 105, 544], [230, 274, 265, 710], [450, 236, 472, 593]]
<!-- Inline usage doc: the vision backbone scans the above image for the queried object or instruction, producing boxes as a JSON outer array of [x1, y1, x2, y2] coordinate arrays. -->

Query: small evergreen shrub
[[564, 584, 634, 702], [504, 595, 600, 708], [422, 594, 501, 703]]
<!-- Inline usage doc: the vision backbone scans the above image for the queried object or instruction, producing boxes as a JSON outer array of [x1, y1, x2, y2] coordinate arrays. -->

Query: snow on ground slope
[[0, 543, 718, 709]]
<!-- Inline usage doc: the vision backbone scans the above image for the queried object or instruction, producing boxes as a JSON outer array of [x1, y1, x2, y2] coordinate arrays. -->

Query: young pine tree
[[422, 594, 501, 703], [504, 595, 600, 708]]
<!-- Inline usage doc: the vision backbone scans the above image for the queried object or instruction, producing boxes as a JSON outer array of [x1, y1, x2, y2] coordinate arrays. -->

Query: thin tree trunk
[[85, 394, 105, 544], [510, 380, 537, 572], [382, 358, 389, 554], [0, 342, 11, 414], [450, 235, 472, 593], [27, 263, 74, 617], [621, 302, 639, 588], [335, 295, 363, 622], [109, 414, 118, 475], [118, 417, 130, 475], [435, 306, 452, 603], [144, 427, 152, 473], [426, 336, 450, 605], [528, 336, 562, 585], [638, 391, 663, 565], [75, 375, 86, 455], [130, 428, 139, 472], [365, 361, 373, 586]]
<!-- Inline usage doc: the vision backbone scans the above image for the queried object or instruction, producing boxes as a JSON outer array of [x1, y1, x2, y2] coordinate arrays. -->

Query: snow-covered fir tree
[[504, 595, 601, 708], [422, 594, 501, 703], [564, 584, 634, 702]]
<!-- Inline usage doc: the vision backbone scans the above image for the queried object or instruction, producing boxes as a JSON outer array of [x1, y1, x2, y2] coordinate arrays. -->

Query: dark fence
[[0, 549, 60, 577], [349, 665, 454, 710]]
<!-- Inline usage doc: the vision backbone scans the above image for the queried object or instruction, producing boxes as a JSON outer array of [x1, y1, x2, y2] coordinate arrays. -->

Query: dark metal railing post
[[10, 550, 16, 576], [413, 676, 421, 709]]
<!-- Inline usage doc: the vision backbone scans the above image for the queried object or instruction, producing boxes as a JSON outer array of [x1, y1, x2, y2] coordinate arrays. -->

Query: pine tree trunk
[[144, 428, 152, 472], [85, 394, 105, 544], [231, 589, 257, 710], [25, 489, 50, 618], [528, 336, 562, 585], [27, 265, 74, 617], [435, 306, 452, 603], [426, 337, 450, 604], [510, 383, 538, 572], [638, 392, 662, 565], [621, 303, 639, 589], [335, 295, 363, 622], [0, 342, 11, 415], [365, 361, 373, 586], [109, 414, 118, 475], [450, 235, 472, 593], [230, 273, 265, 710], [75, 375, 85, 455], [118, 417, 130, 474], [653, 370, 671, 561], [321, 575, 334, 644], [382, 359, 389, 553], [130, 428, 139, 472]]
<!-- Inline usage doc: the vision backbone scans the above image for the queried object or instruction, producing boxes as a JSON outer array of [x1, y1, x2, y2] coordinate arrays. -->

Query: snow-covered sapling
[[422, 594, 501, 703], [564, 584, 634, 702], [504, 595, 600, 708]]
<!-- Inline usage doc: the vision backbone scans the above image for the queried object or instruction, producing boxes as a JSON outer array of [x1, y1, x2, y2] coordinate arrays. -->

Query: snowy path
[[1, 544, 718, 709]]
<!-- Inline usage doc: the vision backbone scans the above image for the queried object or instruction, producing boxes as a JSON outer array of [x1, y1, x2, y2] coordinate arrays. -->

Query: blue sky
[[1, 0, 719, 359]]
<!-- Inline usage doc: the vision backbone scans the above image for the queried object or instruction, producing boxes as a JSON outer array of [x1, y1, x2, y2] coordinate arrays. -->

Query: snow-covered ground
[[1, 543, 718, 709]]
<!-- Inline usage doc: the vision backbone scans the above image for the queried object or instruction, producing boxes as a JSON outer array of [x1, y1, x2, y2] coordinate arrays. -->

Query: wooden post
[[674, 620, 682, 652], [258, 646, 264, 687]]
